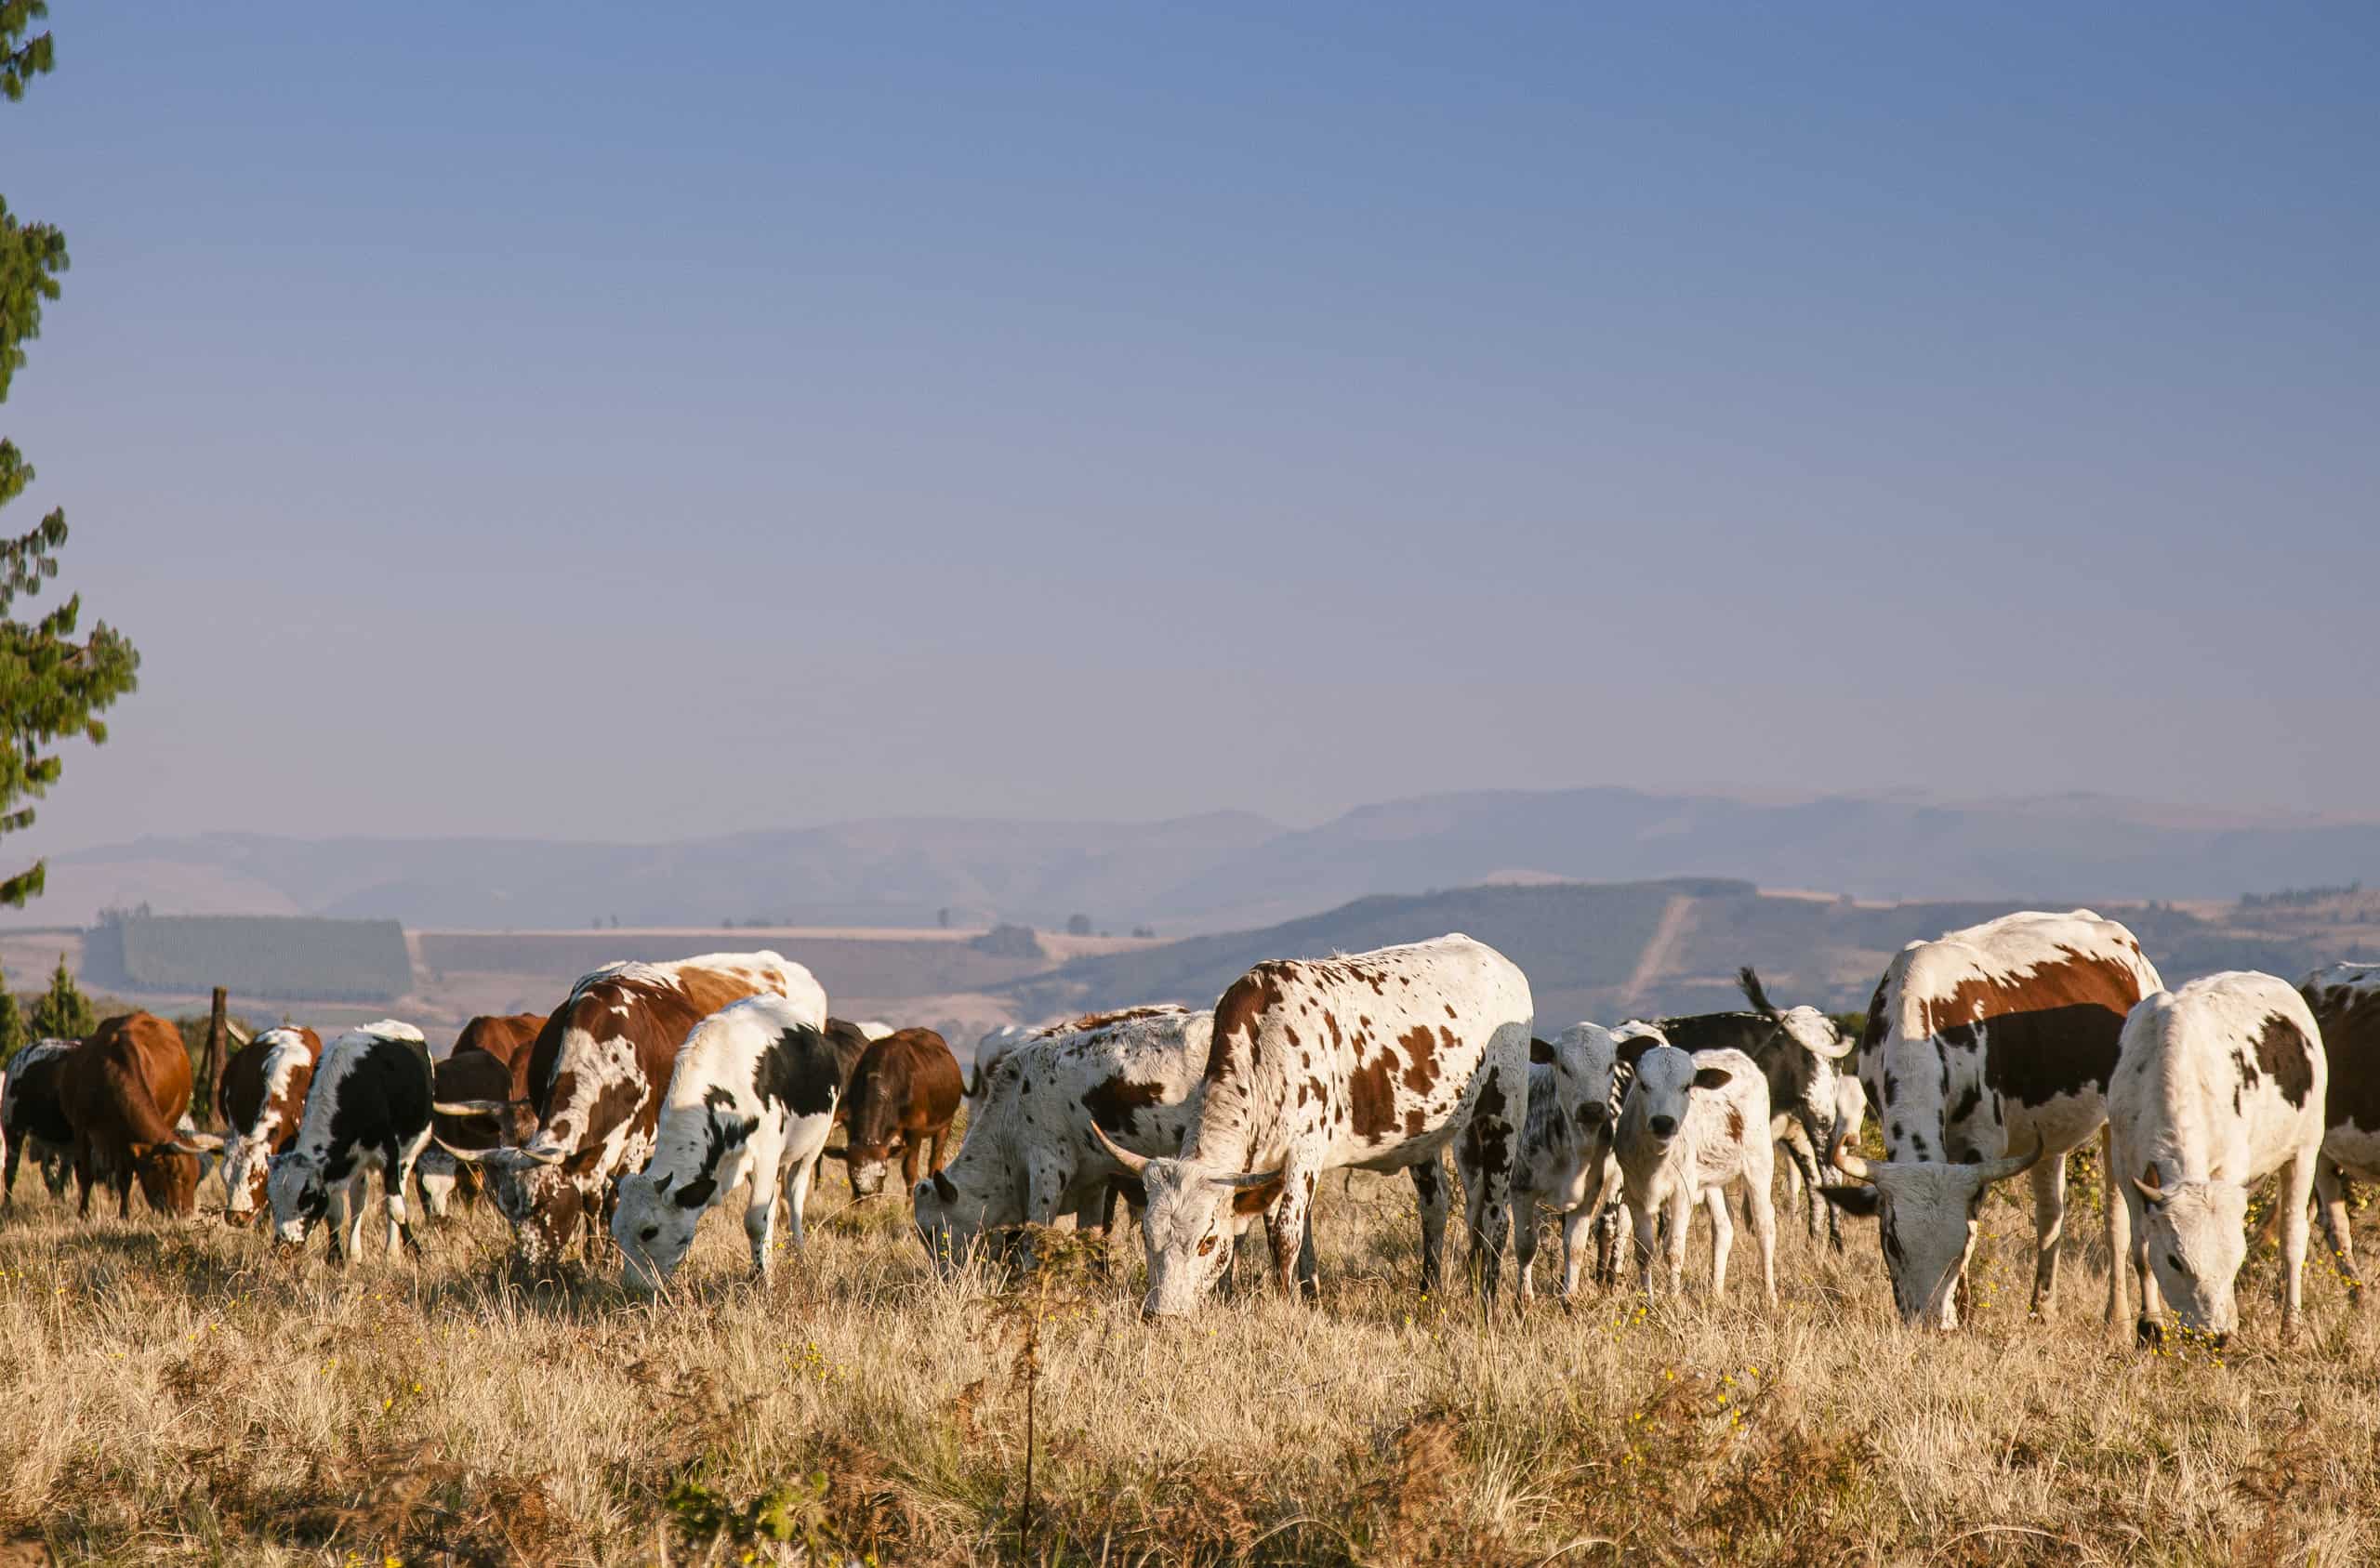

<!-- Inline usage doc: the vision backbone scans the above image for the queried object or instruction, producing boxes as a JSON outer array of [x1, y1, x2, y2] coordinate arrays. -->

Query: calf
[[613, 995, 844, 1292], [1104, 933, 1532, 1317], [266, 1021, 436, 1263], [2297, 963, 2380, 1299], [834, 1028, 963, 1198], [60, 1012, 203, 1219], [1513, 1021, 1634, 1301], [435, 952, 826, 1273], [2, 1038, 81, 1204], [919, 1006, 1222, 1274], [2112, 971, 2326, 1345], [1825, 909, 2160, 1329], [1614, 1038, 1778, 1300], [1656, 968, 1854, 1249], [212, 1025, 322, 1226]]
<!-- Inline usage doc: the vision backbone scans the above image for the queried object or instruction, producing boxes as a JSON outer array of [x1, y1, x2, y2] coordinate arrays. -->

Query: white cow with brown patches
[[1613, 1036, 1778, 1300], [216, 1026, 323, 1227], [1824, 909, 2162, 1329], [2296, 963, 2380, 1300], [2112, 971, 2327, 1345], [1100, 933, 1532, 1318]]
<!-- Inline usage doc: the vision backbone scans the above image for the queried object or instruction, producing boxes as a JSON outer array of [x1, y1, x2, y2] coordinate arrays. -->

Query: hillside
[[20, 787, 2380, 936]]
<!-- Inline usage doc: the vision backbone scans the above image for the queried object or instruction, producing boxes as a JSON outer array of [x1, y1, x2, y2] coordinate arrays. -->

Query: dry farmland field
[[0, 1148, 2376, 1565]]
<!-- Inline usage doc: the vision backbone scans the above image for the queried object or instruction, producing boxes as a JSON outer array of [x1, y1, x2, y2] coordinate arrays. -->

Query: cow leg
[[2026, 1144, 2069, 1319], [1662, 1186, 1694, 1295], [72, 1138, 94, 1219], [2104, 1123, 2132, 1331], [1779, 1122, 1825, 1240], [1630, 1196, 1660, 1295], [1514, 1196, 1540, 1302], [745, 1148, 783, 1283], [2116, 1155, 2161, 1345], [1594, 1201, 1626, 1287], [2315, 1162, 2362, 1304], [1458, 1096, 1519, 1307], [1746, 1160, 1779, 1305], [3, 1133, 20, 1206], [900, 1136, 925, 1190], [1267, 1168, 1317, 1301], [2279, 1146, 2318, 1342], [782, 1139, 818, 1259], [1558, 1202, 1596, 1300], [1409, 1157, 1451, 1295], [1703, 1186, 1735, 1297]]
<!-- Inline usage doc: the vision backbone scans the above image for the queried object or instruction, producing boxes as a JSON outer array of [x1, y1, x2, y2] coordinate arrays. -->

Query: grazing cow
[[1824, 909, 2161, 1329], [3, 1038, 82, 1203], [213, 1026, 323, 1227], [413, 1048, 522, 1219], [3, 1038, 81, 1204], [833, 1028, 962, 1198], [450, 1011, 546, 1100], [612, 995, 846, 1292], [60, 1012, 203, 1219], [265, 1021, 436, 1262], [437, 952, 826, 1272], [1656, 968, 1855, 1248], [2112, 971, 2326, 1345], [2296, 963, 2380, 1300], [1513, 1021, 1635, 1301], [1097, 933, 1532, 1317], [1614, 1036, 1778, 1300], [915, 1006, 1219, 1274]]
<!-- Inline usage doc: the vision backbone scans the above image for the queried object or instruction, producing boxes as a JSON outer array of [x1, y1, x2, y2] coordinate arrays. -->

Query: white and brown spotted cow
[[1824, 909, 2162, 1329], [2296, 963, 2380, 1300], [1099, 933, 1532, 1317], [2111, 971, 2326, 1345], [1614, 1036, 1778, 1301], [436, 952, 826, 1273], [214, 1025, 323, 1227]]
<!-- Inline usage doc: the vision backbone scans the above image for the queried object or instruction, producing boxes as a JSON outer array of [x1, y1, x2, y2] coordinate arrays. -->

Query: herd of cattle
[[3, 911, 2378, 1347]]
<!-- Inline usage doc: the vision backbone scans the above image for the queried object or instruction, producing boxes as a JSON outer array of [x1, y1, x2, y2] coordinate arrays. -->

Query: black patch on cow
[[754, 1024, 841, 1120], [1949, 1084, 1982, 1126], [1658, 1013, 1775, 1058], [1972, 1006, 2126, 1111], [1081, 1074, 1168, 1138], [822, 1019, 874, 1100], [2254, 1013, 2317, 1110], [675, 1109, 759, 1209], [322, 1035, 434, 1175]]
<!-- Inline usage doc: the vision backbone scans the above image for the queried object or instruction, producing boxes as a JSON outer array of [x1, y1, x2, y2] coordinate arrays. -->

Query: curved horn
[[2133, 1164, 2169, 1205], [171, 1133, 225, 1155], [433, 1099, 514, 1118], [1976, 1136, 2044, 1185], [433, 1137, 493, 1163], [1087, 1120, 1150, 1176], [1799, 1019, 1856, 1061], [1209, 1166, 1285, 1192], [1829, 1128, 1874, 1183]]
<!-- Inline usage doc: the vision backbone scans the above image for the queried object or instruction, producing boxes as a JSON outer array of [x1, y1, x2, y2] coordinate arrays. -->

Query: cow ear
[[1616, 1035, 1659, 1070], [652, 1171, 673, 1193], [1818, 1184, 1882, 1218], [1529, 1037, 1554, 1065], [1692, 1066, 1733, 1091], [673, 1176, 715, 1209], [930, 1169, 958, 1203]]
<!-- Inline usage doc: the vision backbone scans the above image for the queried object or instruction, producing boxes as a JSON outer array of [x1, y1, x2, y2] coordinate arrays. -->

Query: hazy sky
[[6, 2, 2375, 851]]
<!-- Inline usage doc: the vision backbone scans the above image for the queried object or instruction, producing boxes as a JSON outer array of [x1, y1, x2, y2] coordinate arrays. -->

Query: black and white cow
[[611, 995, 845, 1293], [1824, 909, 2162, 1329], [1512, 1021, 1640, 1302], [2112, 971, 2326, 1345], [265, 1021, 436, 1263], [2298, 963, 2380, 1300], [2, 1037, 80, 1203]]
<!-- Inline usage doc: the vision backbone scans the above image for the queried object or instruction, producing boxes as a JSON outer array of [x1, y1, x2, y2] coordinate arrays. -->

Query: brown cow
[[833, 1028, 962, 1199], [452, 1011, 546, 1100], [60, 1012, 204, 1219], [437, 953, 827, 1273], [214, 1025, 324, 1226], [413, 1048, 526, 1217]]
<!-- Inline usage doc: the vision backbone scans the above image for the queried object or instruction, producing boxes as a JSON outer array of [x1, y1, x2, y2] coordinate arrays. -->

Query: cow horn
[[1976, 1136, 2044, 1184], [2134, 1165, 2168, 1205], [172, 1133, 225, 1155], [1209, 1166, 1284, 1193], [434, 1099, 513, 1118], [1800, 1021, 1856, 1061], [1829, 1128, 1874, 1183], [433, 1138, 492, 1163], [1087, 1121, 1149, 1176], [822, 1147, 851, 1163]]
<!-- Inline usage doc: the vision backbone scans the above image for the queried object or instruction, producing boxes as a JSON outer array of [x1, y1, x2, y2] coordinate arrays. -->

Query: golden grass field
[[0, 1143, 2373, 1566]]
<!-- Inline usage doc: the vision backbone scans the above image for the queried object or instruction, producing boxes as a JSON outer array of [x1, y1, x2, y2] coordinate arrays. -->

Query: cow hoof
[[2136, 1317, 2164, 1349]]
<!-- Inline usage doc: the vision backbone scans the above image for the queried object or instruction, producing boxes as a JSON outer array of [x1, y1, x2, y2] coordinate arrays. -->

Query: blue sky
[[5, 1, 2375, 847]]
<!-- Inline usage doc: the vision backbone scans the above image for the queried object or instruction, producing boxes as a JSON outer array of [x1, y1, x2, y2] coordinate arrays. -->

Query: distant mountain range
[[15, 786, 2380, 935]]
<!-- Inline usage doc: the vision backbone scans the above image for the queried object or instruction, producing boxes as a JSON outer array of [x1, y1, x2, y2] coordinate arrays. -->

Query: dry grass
[[0, 1154, 2374, 1566]]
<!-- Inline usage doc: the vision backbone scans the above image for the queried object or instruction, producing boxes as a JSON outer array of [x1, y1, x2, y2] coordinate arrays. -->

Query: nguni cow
[[831, 1028, 962, 1199], [1513, 1021, 1633, 1302], [212, 1025, 323, 1227], [434, 952, 825, 1273], [60, 1012, 205, 1219], [919, 1006, 1249, 1275], [449, 1011, 547, 1100], [2, 1037, 80, 1204], [1656, 968, 1855, 1249], [264, 1021, 436, 1262], [2112, 971, 2326, 1345], [2296, 963, 2380, 1300], [1096, 933, 1532, 1317], [1824, 908, 2162, 1329], [413, 1048, 521, 1219], [612, 994, 846, 1293], [1614, 1034, 1778, 1300]]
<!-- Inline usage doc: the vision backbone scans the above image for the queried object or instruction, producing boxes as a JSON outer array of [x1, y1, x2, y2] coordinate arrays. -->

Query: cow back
[[3, 1039, 81, 1148], [219, 1026, 322, 1133], [2301, 964, 2380, 1140], [453, 1012, 543, 1072], [847, 1029, 962, 1149], [63, 1013, 193, 1147]]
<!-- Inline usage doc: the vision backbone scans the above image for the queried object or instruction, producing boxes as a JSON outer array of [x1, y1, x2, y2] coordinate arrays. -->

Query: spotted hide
[[437, 952, 826, 1274], [210, 1026, 323, 1227], [613, 995, 845, 1292], [1614, 1036, 1778, 1301], [2, 1037, 81, 1204], [266, 1021, 436, 1263], [2296, 963, 2380, 1301], [1826, 909, 2162, 1329], [2111, 971, 2325, 1345], [1512, 1021, 1641, 1302], [60, 1012, 205, 1219], [1108, 933, 1532, 1318], [833, 1028, 962, 1199]]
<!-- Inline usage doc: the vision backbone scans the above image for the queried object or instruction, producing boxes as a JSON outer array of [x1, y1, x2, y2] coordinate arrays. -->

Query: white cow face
[[266, 1150, 329, 1247], [1552, 1024, 1622, 1142], [611, 1170, 701, 1295], [221, 1132, 273, 1226], [1623, 1045, 1734, 1153], [911, 1167, 993, 1279], [2135, 1174, 2249, 1338], [1822, 1143, 2043, 1328], [1133, 1157, 1246, 1319]]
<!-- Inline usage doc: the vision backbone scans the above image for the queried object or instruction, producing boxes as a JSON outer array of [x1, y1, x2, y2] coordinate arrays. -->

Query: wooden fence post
[[202, 985, 229, 1127]]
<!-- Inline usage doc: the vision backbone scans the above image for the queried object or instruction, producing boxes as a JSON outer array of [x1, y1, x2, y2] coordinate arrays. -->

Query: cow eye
[[2165, 1251, 2188, 1276], [1197, 1234, 1218, 1256]]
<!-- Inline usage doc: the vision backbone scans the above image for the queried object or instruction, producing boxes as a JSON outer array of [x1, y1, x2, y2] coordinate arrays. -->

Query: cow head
[[437, 1140, 575, 1271], [136, 1146, 202, 1217], [2132, 1166, 2248, 1340], [1618, 1042, 1733, 1155], [1091, 1124, 1263, 1319], [265, 1149, 332, 1247], [1822, 1136, 2043, 1328], [912, 1166, 1012, 1278], [611, 1169, 701, 1295], [219, 1130, 273, 1226], [831, 1138, 899, 1200]]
